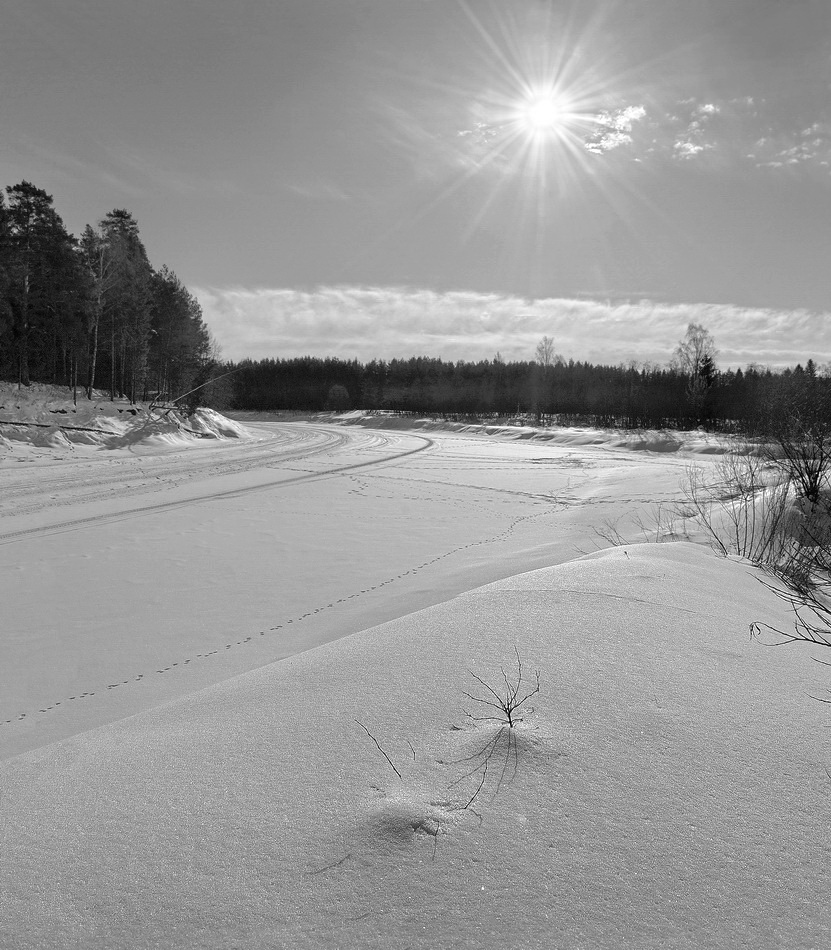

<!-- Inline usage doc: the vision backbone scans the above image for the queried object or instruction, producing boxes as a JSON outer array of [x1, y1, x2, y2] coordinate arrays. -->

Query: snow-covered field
[[2, 390, 829, 948]]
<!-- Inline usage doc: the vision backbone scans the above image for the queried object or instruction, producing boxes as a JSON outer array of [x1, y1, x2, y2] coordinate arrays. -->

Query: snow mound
[[2, 543, 828, 949], [34, 426, 74, 449], [187, 407, 250, 439], [0, 382, 250, 453]]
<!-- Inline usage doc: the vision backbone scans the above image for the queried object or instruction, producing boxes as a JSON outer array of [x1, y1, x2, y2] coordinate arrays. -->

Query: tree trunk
[[87, 309, 100, 399], [110, 325, 116, 400], [14, 275, 31, 387]]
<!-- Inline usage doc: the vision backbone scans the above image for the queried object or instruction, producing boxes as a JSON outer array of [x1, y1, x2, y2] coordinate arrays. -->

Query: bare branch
[[466, 671, 506, 707], [355, 719, 402, 779], [461, 690, 508, 713]]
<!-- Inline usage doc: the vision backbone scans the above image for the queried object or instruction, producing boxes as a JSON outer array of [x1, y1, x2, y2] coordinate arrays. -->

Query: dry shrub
[[679, 444, 831, 589]]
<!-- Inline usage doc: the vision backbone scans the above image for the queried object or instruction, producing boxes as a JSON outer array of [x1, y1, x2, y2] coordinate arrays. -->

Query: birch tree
[[672, 322, 717, 419]]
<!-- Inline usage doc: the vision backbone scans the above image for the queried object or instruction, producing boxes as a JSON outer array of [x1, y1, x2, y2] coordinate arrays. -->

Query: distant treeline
[[227, 354, 830, 434], [0, 180, 215, 405], [4, 177, 827, 435]]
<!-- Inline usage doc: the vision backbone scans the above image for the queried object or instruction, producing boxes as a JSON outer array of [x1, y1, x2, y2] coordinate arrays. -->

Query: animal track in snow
[[3, 504, 559, 730]]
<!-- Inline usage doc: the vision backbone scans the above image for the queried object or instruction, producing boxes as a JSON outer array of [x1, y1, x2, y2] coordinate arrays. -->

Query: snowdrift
[[2, 543, 828, 949], [0, 382, 249, 452], [231, 409, 732, 455]]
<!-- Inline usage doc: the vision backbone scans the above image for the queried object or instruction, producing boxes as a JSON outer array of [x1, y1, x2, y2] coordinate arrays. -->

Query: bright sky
[[3, 0, 831, 366]]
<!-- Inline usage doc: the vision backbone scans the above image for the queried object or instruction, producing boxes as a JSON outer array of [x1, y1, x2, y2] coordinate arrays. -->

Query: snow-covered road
[[0, 421, 428, 531], [1, 419, 701, 759]]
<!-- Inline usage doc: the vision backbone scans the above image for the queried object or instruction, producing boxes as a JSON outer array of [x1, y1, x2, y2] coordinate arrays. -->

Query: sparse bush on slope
[[679, 441, 831, 590], [680, 448, 793, 561]]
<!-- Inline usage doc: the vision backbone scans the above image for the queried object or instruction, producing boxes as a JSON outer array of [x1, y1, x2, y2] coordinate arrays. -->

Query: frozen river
[[4, 417, 828, 950], [1, 418, 700, 759]]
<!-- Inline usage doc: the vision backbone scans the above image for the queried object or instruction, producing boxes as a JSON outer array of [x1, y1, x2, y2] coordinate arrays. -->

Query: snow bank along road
[[0, 418, 706, 760]]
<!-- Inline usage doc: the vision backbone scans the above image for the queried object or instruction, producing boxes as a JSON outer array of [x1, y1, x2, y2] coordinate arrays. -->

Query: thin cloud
[[458, 95, 831, 173], [2, 136, 143, 198], [105, 145, 243, 197], [195, 285, 831, 370], [584, 106, 647, 155]]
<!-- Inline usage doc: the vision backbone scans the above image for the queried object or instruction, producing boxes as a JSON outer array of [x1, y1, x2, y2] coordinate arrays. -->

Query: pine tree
[[0, 194, 11, 378], [3, 182, 78, 386], [147, 266, 211, 402], [82, 210, 152, 401]]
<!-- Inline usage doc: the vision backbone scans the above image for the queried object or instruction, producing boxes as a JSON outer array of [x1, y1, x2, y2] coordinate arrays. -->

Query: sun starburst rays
[[451, 5, 626, 203], [338, 1, 660, 287], [462, 80, 600, 204]]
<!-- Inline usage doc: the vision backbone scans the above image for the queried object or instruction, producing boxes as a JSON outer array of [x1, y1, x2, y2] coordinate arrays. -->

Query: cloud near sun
[[458, 96, 831, 172], [196, 286, 831, 370]]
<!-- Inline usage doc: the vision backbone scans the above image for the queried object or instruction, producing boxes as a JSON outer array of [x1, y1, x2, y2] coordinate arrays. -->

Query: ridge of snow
[[232, 409, 735, 455], [2, 542, 827, 949]]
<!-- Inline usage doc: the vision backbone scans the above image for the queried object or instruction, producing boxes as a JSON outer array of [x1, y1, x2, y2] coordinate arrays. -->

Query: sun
[[516, 90, 574, 139], [525, 97, 562, 129]]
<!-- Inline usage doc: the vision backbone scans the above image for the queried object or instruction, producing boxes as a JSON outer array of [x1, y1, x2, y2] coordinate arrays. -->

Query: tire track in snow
[[0, 423, 402, 519], [0, 428, 433, 545], [0, 423, 305, 508], [0, 424, 339, 521]]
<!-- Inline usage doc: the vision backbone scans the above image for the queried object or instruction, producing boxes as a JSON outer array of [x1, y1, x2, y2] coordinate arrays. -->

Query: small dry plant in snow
[[447, 649, 541, 809], [462, 647, 540, 728], [592, 503, 688, 551], [355, 651, 542, 815]]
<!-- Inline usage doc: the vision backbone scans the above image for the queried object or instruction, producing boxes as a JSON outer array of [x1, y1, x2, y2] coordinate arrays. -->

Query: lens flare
[[356, 0, 662, 297], [520, 94, 570, 135]]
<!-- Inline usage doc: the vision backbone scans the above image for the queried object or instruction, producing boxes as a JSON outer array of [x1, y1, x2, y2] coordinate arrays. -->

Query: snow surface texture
[[2, 394, 829, 948]]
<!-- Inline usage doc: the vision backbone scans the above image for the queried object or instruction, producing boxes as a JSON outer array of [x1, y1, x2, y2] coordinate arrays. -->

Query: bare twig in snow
[[750, 574, 831, 651], [355, 719, 402, 779]]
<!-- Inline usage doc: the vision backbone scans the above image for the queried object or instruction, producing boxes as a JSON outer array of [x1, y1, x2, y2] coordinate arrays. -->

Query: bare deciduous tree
[[672, 322, 717, 418], [535, 335, 557, 368]]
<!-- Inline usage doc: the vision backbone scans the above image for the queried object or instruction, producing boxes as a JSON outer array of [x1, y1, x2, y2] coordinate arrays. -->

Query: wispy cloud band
[[195, 285, 831, 370]]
